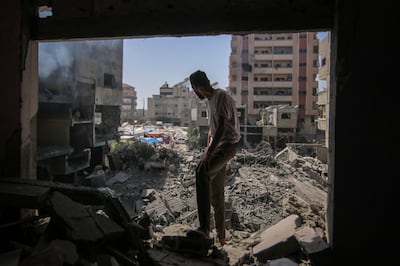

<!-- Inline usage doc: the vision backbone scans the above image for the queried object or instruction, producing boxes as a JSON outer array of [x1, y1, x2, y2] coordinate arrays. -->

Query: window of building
[[281, 113, 291, 119], [242, 76, 248, 81], [299, 76, 307, 81], [104, 73, 116, 88], [201, 111, 207, 117], [123, 98, 132, 104], [312, 87, 317, 96], [299, 48, 307, 53], [313, 45, 319, 53]]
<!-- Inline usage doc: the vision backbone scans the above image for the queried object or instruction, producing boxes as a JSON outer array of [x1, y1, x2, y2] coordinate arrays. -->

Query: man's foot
[[187, 228, 212, 240]]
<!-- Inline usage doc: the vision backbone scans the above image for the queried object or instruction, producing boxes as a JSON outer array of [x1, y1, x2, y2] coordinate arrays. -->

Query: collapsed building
[[36, 40, 123, 179], [0, 139, 330, 265]]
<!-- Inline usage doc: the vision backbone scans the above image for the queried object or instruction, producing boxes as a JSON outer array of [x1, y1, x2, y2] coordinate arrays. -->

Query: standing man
[[189, 70, 241, 246]]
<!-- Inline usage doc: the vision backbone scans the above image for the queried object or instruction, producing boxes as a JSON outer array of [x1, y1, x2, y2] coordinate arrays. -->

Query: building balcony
[[229, 80, 239, 87], [273, 67, 292, 74], [253, 95, 292, 102], [254, 53, 293, 61], [254, 40, 293, 46], [253, 81, 293, 87], [253, 67, 293, 74], [319, 65, 330, 79], [317, 118, 327, 131], [263, 126, 278, 137], [230, 53, 240, 61], [253, 68, 275, 74]]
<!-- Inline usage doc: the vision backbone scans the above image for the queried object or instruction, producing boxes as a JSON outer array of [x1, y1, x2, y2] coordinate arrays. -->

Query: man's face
[[191, 84, 205, 99]]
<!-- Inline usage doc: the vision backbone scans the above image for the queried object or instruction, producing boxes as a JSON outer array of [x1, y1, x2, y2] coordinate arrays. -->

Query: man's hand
[[197, 156, 210, 174], [196, 159, 205, 174]]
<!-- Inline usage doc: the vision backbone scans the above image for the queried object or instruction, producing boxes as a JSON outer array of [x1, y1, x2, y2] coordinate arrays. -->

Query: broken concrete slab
[[146, 246, 228, 266], [19, 246, 64, 266], [161, 235, 213, 257], [49, 239, 79, 265], [294, 226, 333, 266], [253, 214, 302, 262], [84, 171, 106, 188], [106, 171, 130, 186], [222, 245, 249, 266], [0, 182, 50, 209], [267, 257, 298, 266], [92, 212, 126, 243], [0, 248, 21, 266], [47, 191, 105, 244]]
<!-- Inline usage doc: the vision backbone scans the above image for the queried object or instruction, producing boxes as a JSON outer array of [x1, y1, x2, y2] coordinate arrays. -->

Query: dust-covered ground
[[101, 140, 328, 265]]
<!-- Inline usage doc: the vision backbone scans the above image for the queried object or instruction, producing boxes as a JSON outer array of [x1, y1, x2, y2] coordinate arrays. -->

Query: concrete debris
[[252, 214, 302, 262], [294, 227, 332, 266], [267, 257, 299, 266], [1, 129, 332, 265]]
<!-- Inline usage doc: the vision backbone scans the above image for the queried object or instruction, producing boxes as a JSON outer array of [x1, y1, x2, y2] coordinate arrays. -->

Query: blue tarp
[[139, 137, 163, 143]]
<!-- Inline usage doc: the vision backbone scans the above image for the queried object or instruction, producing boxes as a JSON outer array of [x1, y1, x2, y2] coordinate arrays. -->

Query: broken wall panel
[[37, 40, 123, 177]]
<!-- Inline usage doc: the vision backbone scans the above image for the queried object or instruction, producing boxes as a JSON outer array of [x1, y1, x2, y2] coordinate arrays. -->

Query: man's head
[[190, 70, 213, 100]]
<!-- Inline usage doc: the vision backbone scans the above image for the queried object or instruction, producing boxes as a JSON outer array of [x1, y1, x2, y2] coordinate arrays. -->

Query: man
[[189, 70, 241, 246]]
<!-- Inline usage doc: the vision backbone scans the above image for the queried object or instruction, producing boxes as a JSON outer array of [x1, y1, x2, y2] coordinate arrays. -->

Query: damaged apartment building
[[37, 40, 123, 179], [196, 32, 322, 152], [147, 79, 197, 127], [227, 33, 320, 148]]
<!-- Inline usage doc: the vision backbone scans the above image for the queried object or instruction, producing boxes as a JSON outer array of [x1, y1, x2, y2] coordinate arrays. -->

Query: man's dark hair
[[190, 70, 210, 88]]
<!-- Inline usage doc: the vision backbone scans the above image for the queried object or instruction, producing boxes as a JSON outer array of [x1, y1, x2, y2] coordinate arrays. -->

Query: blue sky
[[122, 35, 231, 109], [123, 32, 329, 109]]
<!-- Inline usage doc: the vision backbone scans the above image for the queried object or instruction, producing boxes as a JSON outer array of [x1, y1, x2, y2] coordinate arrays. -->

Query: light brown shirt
[[207, 89, 241, 145]]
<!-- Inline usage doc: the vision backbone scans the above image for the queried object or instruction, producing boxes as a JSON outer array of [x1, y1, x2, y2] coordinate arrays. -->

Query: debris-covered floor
[[0, 139, 332, 266]]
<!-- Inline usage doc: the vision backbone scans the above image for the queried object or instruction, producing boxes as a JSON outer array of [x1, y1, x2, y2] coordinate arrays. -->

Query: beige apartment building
[[316, 32, 331, 162], [121, 83, 137, 123], [147, 79, 195, 126], [228, 32, 320, 141]]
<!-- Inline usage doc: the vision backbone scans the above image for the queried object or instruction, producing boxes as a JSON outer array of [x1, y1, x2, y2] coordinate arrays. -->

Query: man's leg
[[195, 162, 210, 234], [207, 143, 238, 243], [210, 165, 226, 241]]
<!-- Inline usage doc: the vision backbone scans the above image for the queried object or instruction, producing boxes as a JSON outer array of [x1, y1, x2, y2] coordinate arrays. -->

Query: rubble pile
[[0, 178, 154, 265], [102, 141, 330, 265], [0, 139, 331, 265]]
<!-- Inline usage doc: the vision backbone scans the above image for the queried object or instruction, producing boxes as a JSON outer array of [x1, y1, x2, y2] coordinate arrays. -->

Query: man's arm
[[204, 115, 226, 160]]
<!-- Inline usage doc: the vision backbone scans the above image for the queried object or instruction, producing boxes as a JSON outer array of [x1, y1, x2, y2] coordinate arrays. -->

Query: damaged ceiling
[[32, 0, 335, 40]]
